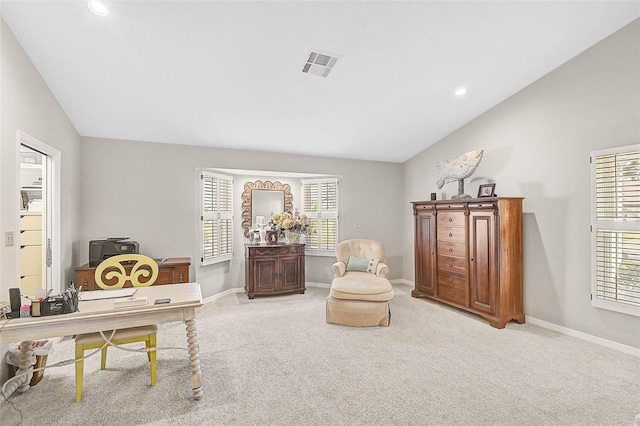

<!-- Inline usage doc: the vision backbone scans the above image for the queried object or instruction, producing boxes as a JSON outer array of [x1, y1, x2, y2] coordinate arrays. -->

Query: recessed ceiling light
[[88, 1, 109, 17], [455, 87, 467, 96]]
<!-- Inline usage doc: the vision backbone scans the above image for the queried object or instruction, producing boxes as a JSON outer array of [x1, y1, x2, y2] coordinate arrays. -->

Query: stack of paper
[[113, 297, 148, 309]]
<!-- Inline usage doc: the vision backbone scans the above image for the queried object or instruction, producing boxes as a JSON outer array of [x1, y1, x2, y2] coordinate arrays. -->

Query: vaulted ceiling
[[2, 1, 638, 162]]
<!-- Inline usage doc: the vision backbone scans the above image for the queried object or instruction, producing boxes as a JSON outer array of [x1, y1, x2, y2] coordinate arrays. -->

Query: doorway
[[18, 132, 60, 296]]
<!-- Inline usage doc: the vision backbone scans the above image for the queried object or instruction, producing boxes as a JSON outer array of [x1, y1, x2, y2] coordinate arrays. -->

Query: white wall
[[78, 137, 404, 299], [403, 20, 640, 348], [0, 19, 82, 381]]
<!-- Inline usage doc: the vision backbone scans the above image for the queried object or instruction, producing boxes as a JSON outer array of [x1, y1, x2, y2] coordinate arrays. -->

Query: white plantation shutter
[[302, 178, 339, 254], [201, 172, 233, 265], [591, 145, 640, 316]]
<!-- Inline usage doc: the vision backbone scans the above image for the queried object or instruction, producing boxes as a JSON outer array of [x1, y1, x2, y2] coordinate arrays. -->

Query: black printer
[[89, 238, 139, 266]]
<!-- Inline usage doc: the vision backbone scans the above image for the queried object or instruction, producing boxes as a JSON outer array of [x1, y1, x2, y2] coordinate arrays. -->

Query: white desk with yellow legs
[[0, 283, 204, 401]]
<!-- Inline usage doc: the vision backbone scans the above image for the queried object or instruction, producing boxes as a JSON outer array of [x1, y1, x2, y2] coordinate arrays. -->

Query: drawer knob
[[448, 276, 453, 283], [449, 292, 454, 297], [449, 232, 453, 237], [448, 248, 453, 252], [448, 217, 453, 222], [448, 263, 453, 268]]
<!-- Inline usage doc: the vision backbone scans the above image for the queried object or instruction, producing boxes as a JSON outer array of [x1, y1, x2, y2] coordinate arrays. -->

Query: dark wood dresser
[[245, 243, 305, 299], [412, 197, 524, 328], [75, 257, 190, 291]]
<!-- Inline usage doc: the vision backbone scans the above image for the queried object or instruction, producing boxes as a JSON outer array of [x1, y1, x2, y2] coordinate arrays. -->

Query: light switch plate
[[5, 231, 14, 246]]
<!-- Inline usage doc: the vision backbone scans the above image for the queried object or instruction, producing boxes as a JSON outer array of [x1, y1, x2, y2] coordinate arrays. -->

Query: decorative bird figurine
[[436, 150, 484, 198]]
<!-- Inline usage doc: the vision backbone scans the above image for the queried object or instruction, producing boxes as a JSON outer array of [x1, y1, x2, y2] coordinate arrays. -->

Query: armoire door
[[413, 210, 437, 296], [468, 211, 498, 315]]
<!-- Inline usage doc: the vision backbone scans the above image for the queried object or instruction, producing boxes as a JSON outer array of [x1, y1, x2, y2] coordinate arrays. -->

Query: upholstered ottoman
[[327, 273, 393, 326]]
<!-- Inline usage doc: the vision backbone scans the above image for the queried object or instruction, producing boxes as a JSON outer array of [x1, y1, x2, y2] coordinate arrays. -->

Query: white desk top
[[0, 283, 203, 343]]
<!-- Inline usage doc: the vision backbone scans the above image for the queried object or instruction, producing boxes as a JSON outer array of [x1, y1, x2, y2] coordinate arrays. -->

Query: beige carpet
[[2, 284, 639, 426]]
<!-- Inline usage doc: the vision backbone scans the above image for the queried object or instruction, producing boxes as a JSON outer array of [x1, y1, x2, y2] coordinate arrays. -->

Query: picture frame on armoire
[[478, 183, 496, 198]]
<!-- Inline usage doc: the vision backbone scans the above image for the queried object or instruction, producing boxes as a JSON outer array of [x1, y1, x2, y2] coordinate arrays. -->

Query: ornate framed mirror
[[241, 180, 293, 237]]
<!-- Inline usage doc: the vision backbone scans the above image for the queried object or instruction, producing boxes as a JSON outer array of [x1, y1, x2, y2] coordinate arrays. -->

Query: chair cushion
[[330, 272, 394, 302], [75, 324, 158, 345], [346, 256, 380, 274]]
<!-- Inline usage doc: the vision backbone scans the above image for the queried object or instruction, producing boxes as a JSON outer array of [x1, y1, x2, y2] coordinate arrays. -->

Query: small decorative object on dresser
[[411, 197, 524, 328], [266, 230, 279, 243], [436, 149, 484, 199], [477, 183, 496, 198]]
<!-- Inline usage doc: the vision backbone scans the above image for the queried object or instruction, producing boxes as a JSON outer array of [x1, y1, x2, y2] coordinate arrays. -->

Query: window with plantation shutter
[[201, 171, 233, 265], [591, 145, 640, 316], [302, 178, 339, 255]]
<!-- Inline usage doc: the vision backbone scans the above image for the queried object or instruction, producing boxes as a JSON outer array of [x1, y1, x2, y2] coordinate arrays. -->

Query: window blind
[[302, 178, 339, 253], [595, 230, 640, 305], [591, 145, 640, 316], [201, 172, 233, 265], [595, 151, 640, 220]]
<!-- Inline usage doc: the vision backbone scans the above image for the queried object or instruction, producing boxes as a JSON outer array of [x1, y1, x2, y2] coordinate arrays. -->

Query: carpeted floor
[[1, 283, 639, 426]]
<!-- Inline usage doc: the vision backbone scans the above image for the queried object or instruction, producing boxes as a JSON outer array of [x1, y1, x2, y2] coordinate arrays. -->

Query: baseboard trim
[[306, 282, 331, 289], [202, 284, 330, 303], [391, 278, 413, 286], [203, 287, 243, 304], [527, 316, 640, 358]]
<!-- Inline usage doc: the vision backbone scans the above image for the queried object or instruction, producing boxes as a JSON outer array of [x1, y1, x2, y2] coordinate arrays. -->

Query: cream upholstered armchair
[[326, 239, 394, 327]]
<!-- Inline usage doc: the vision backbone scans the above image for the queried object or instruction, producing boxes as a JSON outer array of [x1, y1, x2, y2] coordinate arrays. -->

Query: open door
[[18, 132, 60, 296]]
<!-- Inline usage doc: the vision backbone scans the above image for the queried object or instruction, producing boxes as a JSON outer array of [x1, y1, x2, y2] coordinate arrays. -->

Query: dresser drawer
[[437, 272, 466, 289], [20, 245, 42, 276], [437, 226, 466, 242], [437, 283, 468, 306], [20, 230, 42, 246], [438, 254, 466, 275], [20, 214, 42, 230], [437, 241, 465, 257], [246, 244, 305, 257], [438, 212, 465, 227]]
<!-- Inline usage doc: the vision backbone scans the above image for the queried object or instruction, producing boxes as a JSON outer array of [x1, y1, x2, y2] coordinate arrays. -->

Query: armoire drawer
[[437, 272, 466, 289], [437, 254, 466, 275], [437, 240, 465, 257], [437, 226, 466, 242], [437, 212, 465, 227], [437, 283, 468, 306]]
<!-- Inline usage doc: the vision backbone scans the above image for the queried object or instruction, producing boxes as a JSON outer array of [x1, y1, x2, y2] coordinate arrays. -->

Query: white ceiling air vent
[[302, 51, 339, 78]]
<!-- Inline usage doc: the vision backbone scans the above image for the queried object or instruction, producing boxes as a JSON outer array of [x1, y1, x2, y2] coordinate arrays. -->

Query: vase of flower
[[285, 230, 305, 244], [270, 209, 311, 244]]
